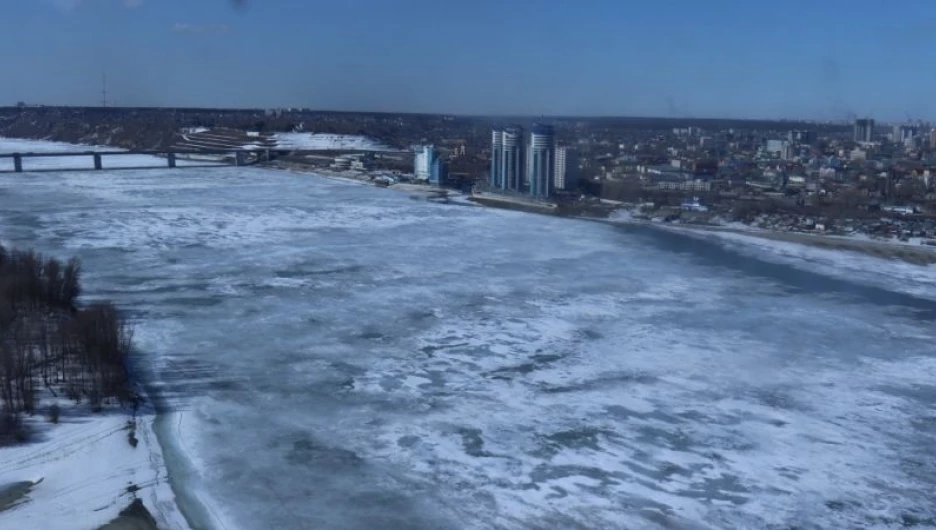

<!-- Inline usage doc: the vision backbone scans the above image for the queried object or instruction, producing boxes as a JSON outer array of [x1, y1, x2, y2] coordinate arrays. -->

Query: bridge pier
[[235, 151, 245, 167], [13, 153, 22, 173], [167, 153, 177, 168], [93, 154, 103, 170]]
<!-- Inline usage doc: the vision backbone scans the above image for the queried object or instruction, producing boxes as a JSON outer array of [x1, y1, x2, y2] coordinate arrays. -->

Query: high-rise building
[[416, 145, 447, 185], [854, 118, 874, 143], [788, 130, 817, 144], [489, 126, 525, 190], [527, 124, 555, 198], [429, 155, 447, 185], [414, 145, 435, 181], [554, 146, 580, 191], [893, 124, 918, 145], [489, 130, 502, 188], [554, 146, 567, 190], [501, 126, 524, 191]]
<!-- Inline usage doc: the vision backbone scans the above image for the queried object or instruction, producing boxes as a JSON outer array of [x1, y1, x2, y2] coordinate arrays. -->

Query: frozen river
[[1, 140, 935, 529]]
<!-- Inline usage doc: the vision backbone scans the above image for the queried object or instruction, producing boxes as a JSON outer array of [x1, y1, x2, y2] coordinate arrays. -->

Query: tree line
[[0, 244, 135, 445]]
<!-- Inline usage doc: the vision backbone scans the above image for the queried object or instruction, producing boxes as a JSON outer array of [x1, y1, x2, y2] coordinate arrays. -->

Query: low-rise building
[[332, 156, 353, 170]]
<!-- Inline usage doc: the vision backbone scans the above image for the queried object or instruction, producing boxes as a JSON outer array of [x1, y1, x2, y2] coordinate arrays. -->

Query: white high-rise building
[[554, 147, 579, 190], [554, 147, 567, 190], [414, 145, 434, 181]]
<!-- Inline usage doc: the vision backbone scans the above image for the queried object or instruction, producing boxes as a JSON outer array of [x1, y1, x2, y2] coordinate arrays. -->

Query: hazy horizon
[[2, 0, 934, 121], [0, 103, 875, 124]]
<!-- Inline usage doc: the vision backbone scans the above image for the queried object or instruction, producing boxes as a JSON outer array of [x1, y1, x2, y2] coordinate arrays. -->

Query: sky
[[1, 0, 934, 120]]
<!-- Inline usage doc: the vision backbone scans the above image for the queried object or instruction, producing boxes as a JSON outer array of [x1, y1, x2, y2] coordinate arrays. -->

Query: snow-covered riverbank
[[0, 408, 188, 530], [604, 208, 936, 265]]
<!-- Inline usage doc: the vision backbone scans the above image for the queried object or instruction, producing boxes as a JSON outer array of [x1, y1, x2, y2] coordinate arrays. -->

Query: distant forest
[[0, 245, 135, 445]]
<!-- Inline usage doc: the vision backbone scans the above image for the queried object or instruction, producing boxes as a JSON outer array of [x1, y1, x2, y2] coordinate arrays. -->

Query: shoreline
[[151, 411, 227, 530], [283, 161, 936, 265], [129, 336, 219, 530], [650, 221, 936, 266], [431, 186, 936, 266], [458, 191, 936, 266]]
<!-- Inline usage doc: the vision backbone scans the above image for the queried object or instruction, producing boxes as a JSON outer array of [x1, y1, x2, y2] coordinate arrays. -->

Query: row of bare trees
[[0, 246, 81, 313], [0, 244, 135, 444]]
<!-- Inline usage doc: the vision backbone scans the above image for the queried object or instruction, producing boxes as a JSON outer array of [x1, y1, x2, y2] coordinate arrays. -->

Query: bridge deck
[[0, 163, 229, 174], [0, 149, 266, 158], [0, 148, 276, 173]]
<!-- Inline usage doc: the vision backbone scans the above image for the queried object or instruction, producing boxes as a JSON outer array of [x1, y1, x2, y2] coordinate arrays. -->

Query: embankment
[[660, 223, 936, 266]]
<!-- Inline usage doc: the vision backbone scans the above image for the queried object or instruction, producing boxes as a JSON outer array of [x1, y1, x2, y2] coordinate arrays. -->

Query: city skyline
[[489, 124, 572, 198], [2, 0, 936, 120]]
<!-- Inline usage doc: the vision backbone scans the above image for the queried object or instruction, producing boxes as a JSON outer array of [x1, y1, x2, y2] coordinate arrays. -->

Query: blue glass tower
[[429, 155, 446, 185], [527, 124, 555, 198], [490, 125, 524, 191]]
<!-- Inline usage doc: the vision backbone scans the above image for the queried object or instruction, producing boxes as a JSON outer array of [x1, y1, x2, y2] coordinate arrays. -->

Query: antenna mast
[[101, 73, 107, 108]]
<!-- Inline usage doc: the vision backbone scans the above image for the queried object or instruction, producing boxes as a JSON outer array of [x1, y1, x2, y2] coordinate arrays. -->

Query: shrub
[[66, 385, 81, 404], [0, 413, 29, 446], [89, 390, 102, 413], [126, 419, 138, 448]]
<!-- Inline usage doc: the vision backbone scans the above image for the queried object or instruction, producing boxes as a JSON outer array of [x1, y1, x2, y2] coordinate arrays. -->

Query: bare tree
[[0, 243, 134, 438]]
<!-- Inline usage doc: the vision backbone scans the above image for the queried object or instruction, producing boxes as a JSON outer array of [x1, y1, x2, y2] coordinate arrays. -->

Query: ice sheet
[[0, 138, 934, 530]]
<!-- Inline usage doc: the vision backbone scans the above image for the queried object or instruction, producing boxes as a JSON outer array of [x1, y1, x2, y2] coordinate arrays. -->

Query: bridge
[[0, 148, 277, 173]]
